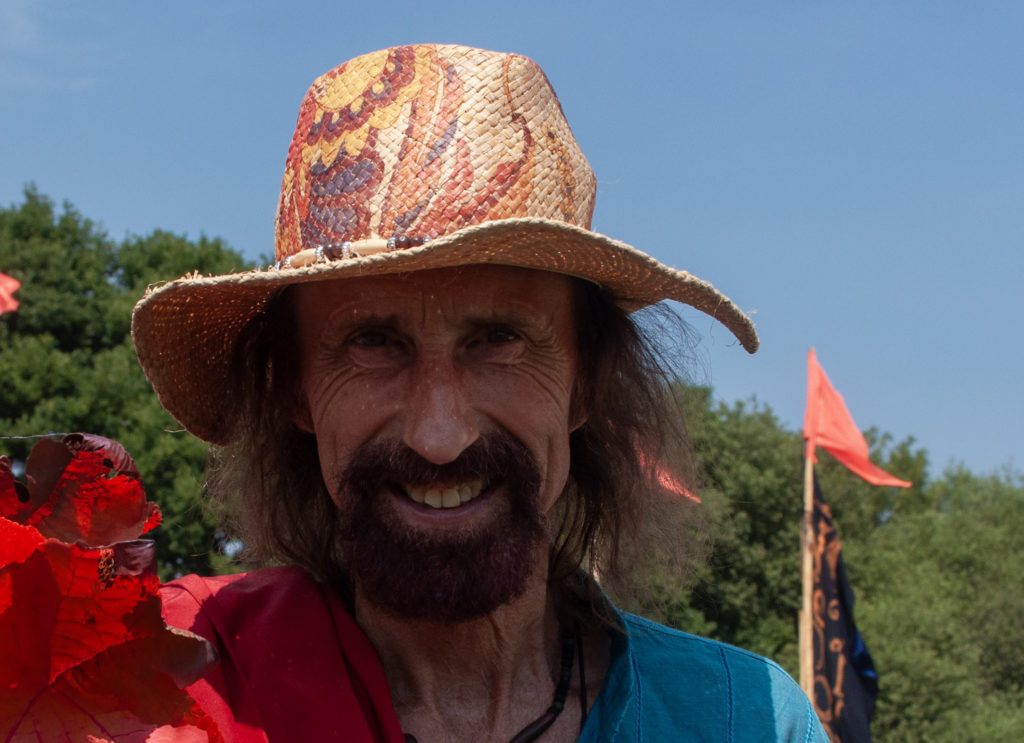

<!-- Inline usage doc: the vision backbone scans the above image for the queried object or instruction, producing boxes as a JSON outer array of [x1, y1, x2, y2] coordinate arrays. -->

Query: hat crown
[[275, 45, 597, 260]]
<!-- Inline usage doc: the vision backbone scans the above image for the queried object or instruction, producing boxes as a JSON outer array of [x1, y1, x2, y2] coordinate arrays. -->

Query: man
[[133, 45, 826, 741]]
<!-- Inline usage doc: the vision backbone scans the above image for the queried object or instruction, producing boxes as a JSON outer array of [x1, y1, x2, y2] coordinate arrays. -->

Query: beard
[[335, 431, 549, 624]]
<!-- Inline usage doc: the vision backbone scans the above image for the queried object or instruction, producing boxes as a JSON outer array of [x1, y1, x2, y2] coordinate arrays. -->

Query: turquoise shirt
[[581, 612, 829, 742]]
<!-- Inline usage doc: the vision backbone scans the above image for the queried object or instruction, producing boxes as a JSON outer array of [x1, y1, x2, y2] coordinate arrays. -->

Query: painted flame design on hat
[[275, 45, 595, 260]]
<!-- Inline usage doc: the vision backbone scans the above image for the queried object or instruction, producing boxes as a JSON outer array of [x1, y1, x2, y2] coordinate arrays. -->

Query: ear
[[568, 382, 589, 434], [289, 392, 315, 434]]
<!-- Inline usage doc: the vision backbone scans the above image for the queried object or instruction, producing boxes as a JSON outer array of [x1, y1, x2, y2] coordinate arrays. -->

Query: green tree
[[619, 387, 807, 666], [679, 387, 806, 669], [855, 466, 1024, 742], [1, 187, 252, 578]]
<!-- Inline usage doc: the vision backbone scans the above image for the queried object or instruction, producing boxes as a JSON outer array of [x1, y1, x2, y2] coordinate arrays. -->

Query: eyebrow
[[318, 302, 554, 342], [461, 309, 552, 333]]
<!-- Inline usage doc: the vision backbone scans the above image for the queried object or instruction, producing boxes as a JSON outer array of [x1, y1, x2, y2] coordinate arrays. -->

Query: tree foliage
[[0, 187, 252, 578], [854, 467, 1024, 741]]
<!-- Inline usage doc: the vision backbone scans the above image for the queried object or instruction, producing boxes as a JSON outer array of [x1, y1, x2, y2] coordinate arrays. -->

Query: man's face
[[291, 265, 581, 621]]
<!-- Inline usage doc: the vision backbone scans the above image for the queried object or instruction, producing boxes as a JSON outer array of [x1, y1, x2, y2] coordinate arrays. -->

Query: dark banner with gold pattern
[[811, 474, 878, 742]]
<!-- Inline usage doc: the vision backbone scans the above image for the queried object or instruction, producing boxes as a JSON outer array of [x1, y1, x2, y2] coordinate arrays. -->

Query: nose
[[401, 356, 479, 464]]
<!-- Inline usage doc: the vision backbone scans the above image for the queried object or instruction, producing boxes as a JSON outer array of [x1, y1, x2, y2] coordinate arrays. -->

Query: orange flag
[[0, 272, 20, 314], [803, 349, 911, 487]]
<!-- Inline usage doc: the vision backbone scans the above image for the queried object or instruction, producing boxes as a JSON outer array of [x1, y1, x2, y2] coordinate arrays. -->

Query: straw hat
[[132, 44, 758, 445]]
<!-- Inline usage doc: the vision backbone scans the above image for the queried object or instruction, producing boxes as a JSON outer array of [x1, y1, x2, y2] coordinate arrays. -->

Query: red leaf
[[7, 634, 221, 742], [25, 438, 74, 509], [65, 433, 142, 481], [0, 533, 221, 741], [15, 435, 161, 545], [0, 436, 221, 742]]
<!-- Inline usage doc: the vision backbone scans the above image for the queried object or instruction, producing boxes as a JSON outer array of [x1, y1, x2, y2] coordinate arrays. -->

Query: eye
[[485, 326, 520, 344], [463, 324, 524, 363], [349, 329, 391, 347], [466, 325, 520, 350], [341, 326, 410, 369]]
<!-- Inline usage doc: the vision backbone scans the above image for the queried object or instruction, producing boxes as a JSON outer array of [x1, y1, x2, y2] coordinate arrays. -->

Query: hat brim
[[131, 217, 758, 445]]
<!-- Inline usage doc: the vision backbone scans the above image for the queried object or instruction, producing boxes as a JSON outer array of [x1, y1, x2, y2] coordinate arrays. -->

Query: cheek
[[468, 363, 577, 508], [305, 365, 393, 428], [470, 365, 575, 436], [302, 374, 400, 495]]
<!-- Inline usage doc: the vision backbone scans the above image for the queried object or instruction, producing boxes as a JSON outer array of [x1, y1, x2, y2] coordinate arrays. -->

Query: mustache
[[338, 430, 541, 496]]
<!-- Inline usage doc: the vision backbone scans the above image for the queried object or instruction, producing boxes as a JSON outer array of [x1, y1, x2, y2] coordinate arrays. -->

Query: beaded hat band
[[132, 44, 758, 445], [275, 235, 433, 269]]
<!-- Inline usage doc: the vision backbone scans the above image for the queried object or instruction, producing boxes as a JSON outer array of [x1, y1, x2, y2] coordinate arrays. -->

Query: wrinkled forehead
[[289, 264, 581, 344], [294, 265, 574, 317]]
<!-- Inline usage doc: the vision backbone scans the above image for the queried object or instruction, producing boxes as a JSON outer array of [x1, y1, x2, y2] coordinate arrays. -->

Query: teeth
[[405, 481, 484, 509]]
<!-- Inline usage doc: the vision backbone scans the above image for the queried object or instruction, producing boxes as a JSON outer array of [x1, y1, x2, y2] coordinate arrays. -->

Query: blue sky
[[2, 1, 1021, 477]]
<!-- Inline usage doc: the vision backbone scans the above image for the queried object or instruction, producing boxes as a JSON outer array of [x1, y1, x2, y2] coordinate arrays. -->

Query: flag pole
[[801, 348, 899, 735], [799, 445, 814, 697]]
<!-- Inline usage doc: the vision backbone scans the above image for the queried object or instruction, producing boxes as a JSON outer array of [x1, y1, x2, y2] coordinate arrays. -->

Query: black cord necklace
[[403, 630, 580, 743]]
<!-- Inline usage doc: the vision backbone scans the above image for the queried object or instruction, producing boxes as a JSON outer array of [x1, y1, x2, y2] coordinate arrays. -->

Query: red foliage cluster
[[0, 435, 222, 742]]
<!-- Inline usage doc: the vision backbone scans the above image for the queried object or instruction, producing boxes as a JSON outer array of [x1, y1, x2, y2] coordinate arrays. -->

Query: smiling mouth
[[402, 480, 486, 509]]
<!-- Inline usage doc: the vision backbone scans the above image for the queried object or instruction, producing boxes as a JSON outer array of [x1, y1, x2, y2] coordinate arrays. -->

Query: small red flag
[[803, 349, 911, 488], [0, 272, 20, 314]]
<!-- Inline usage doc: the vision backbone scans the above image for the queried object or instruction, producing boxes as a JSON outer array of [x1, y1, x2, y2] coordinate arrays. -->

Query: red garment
[[161, 566, 405, 742]]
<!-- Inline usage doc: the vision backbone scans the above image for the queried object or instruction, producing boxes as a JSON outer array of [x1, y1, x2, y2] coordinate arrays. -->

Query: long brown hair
[[208, 276, 708, 602]]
